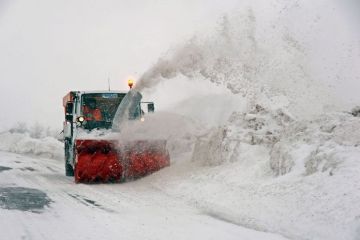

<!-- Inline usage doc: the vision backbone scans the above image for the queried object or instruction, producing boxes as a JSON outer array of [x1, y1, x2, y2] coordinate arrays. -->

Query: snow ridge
[[0, 127, 63, 160]]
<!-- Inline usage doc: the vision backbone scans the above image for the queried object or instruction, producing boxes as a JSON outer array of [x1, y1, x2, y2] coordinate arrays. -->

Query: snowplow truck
[[63, 90, 170, 183]]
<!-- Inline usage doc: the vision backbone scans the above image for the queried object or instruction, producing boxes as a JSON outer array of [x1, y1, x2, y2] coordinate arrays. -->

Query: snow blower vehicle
[[62, 82, 170, 183]]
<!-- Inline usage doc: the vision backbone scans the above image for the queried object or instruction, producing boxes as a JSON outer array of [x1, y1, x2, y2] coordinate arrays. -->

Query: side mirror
[[147, 103, 155, 113], [65, 102, 74, 122], [66, 102, 74, 113]]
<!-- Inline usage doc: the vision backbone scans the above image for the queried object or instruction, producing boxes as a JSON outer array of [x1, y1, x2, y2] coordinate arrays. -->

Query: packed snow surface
[[0, 151, 289, 240]]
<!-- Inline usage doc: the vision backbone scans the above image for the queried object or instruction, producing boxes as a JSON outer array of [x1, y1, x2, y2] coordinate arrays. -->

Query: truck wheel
[[65, 163, 74, 176], [64, 139, 74, 176]]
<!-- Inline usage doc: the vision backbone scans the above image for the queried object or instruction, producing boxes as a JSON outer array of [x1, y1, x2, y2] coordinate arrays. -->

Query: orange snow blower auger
[[74, 139, 170, 183], [74, 139, 122, 183], [63, 82, 170, 183]]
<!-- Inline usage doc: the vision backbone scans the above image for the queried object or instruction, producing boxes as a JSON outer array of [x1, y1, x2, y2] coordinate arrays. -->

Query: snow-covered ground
[[0, 150, 288, 240]]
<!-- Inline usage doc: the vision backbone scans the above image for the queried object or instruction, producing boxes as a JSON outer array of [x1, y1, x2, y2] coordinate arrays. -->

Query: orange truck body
[[63, 90, 170, 183]]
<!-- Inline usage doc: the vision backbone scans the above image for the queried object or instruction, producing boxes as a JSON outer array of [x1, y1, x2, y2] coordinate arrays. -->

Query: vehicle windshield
[[81, 93, 126, 130]]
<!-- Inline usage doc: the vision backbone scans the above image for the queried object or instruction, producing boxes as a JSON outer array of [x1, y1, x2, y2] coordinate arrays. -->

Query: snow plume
[[110, 89, 206, 156], [114, 112, 205, 157], [112, 90, 143, 132], [137, 7, 334, 119]]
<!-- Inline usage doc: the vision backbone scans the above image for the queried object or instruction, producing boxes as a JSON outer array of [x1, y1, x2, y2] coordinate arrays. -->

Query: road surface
[[0, 151, 288, 240]]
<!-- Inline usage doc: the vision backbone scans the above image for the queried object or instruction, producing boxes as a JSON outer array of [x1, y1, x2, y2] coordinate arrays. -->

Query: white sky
[[0, 0, 359, 129], [0, 0, 239, 128]]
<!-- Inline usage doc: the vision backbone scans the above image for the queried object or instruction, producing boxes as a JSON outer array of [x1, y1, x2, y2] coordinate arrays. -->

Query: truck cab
[[62, 90, 155, 176]]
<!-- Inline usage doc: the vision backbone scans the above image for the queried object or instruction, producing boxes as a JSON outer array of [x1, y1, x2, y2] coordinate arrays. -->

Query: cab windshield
[[81, 93, 126, 130]]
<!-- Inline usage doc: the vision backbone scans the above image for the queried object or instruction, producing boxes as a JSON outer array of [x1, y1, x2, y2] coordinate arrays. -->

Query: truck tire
[[65, 163, 74, 176], [65, 139, 74, 176]]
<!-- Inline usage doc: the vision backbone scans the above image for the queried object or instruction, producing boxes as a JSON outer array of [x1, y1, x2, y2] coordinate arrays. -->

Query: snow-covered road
[[0, 151, 287, 240]]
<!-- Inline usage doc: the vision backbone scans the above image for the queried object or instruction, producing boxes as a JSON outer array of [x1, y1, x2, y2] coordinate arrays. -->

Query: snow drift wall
[[192, 105, 293, 166], [270, 112, 360, 176], [0, 126, 63, 160], [152, 107, 360, 240]]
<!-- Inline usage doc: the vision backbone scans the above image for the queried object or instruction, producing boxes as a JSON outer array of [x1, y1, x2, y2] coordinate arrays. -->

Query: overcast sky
[[0, 0, 359, 129]]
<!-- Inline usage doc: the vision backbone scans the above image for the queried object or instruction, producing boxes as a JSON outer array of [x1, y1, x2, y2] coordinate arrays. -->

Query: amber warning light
[[128, 79, 134, 89]]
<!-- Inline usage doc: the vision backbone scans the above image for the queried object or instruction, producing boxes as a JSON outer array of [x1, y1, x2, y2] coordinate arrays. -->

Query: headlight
[[77, 116, 85, 123]]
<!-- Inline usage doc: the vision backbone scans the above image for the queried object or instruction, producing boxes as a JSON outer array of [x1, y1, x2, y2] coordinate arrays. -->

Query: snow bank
[[0, 131, 63, 160], [270, 112, 360, 176], [192, 105, 293, 167], [146, 108, 360, 240]]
